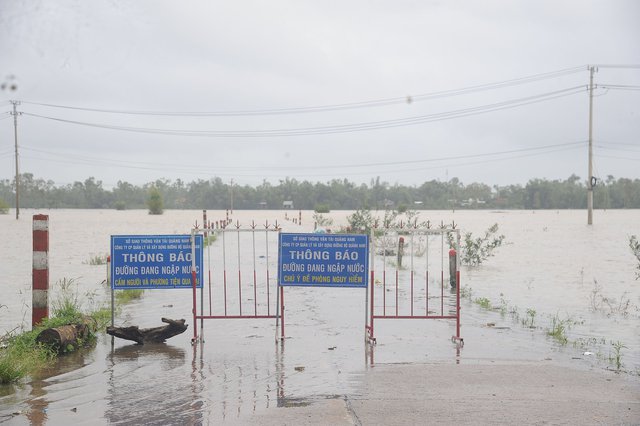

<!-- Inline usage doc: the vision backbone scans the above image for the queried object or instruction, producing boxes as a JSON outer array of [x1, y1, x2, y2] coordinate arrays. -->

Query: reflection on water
[[1, 209, 639, 423], [105, 343, 203, 425]]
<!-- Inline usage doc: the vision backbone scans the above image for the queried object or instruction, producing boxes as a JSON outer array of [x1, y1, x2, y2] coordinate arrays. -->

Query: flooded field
[[1, 208, 639, 424]]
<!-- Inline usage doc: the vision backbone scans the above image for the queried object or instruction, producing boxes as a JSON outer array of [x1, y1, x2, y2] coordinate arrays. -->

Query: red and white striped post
[[32, 214, 49, 326]]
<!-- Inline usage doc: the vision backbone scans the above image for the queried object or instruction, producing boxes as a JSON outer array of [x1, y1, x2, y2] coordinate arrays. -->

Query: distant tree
[[0, 197, 8, 214], [147, 187, 164, 215]]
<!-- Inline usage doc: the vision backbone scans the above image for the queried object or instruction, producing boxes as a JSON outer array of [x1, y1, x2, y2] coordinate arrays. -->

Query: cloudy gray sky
[[1, 0, 639, 189]]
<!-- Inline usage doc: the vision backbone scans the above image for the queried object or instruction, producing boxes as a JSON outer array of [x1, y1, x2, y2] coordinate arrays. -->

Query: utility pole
[[587, 66, 595, 225], [11, 100, 20, 220]]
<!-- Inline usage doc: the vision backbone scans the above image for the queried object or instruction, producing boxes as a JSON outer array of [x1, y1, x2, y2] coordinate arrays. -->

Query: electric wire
[[598, 84, 640, 91], [21, 141, 585, 173], [597, 154, 640, 162], [20, 143, 584, 179], [21, 86, 588, 138], [19, 66, 587, 117]]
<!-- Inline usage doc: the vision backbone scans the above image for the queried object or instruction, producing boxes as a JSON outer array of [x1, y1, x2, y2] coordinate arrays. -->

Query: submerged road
[[247, 362, 640, 425]]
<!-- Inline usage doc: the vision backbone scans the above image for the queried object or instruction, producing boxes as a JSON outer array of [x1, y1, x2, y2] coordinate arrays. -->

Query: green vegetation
[[84, 253, 108, 265], [547, 313, 570, 344], [3, 173, 640, 210], [0, 197, 8, 214], [448, 223, 505, 266], [313, 212, 334, 229], [203, 233, 217, 247], [314, 204, 330, 213], [115, 289, 144, 304], [0, 277, 139, 384], [521, 308, 536, 328], [346, 208, 376, 234], [609, 341, 626, 371], [474, 297, 492, 310], [114, 200, 126, 210], [630, 235, 640, 280], [147, 187, 164, 215], [0, 278, 110, 384]]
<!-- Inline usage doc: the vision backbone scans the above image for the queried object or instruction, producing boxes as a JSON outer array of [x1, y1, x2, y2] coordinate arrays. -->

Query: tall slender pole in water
[[11, 100, 20, 220], [587, 66, 595, 225]]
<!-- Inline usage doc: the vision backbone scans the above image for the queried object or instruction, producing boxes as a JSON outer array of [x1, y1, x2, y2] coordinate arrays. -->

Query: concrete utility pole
[[11, 100, 20, 220], [587, 66, 595, 225]]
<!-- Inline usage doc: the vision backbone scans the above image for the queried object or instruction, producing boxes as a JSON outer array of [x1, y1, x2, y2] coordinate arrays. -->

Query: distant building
[[258, 201, 268, 209], [283, 200, 294, 209]]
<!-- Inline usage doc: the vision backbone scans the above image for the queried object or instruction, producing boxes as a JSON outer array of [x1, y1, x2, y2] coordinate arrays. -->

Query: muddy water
[[1, 209, 639, 424]]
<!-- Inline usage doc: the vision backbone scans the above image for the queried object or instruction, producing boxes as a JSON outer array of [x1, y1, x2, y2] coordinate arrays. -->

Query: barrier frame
[[190, 222, 283, 344], [365, 225, 463, 346]]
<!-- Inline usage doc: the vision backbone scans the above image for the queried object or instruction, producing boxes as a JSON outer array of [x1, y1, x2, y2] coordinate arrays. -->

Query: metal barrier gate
[[366, 225, 463, 346], [190, 222, 282, 343]]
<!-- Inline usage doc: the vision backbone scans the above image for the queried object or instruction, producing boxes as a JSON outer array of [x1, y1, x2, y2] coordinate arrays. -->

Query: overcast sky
[[1, 0, 639, 189]]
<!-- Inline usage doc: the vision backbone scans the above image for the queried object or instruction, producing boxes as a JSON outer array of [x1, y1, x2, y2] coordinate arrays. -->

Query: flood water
[[1, 208, 639, 424]]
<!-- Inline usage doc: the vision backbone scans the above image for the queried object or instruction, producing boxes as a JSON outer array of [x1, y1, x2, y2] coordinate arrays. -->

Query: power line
[[19, 66, 587, 117], [21, 86, 587, 138], [595, 64, 640, 69], [597, 154, 640, 162], [598, 84, 640, 91], [22, 141, 585, 172]]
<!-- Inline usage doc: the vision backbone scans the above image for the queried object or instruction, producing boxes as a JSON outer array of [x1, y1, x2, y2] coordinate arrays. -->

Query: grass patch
[[522, 308, 537, 328], [115, 289, 144, 304], [546, 313, 569, 344], [609, 341, 626, 371], [474, 297, 492, 310], [0, 278, 113, 384], [83, 254, 108, 265]]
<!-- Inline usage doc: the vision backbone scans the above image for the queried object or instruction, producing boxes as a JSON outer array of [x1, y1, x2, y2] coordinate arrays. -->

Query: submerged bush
[[448, 223, 505, 266], [630, 235, 640, 280]]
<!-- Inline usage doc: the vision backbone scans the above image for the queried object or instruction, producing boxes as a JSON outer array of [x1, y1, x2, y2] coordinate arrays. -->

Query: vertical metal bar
[[223, 230, 228, 316], [237, 228, 242, 316], [280, 286, 285, 339], [395, 269, 399, 317], [383, 230, 387, 316], [456, 230, 461, 339], [410, 231, 414, 317], [191, 230, 198, 342], [426, 233, 429, 316], [365, 230, 371, 341], [440, 232, 444, 316], [252, 228, 257, 316], [265, 229, 271, 316], [207, 234, 212, 316], [108, 256, 113, 327], [369, 269, 375, 341]]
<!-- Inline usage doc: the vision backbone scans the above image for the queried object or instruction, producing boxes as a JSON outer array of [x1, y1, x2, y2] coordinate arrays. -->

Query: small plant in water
[[474, 297, 492, 310], [547, 313, 569, 345], [460, 286, 473, 300], [84, 253, 108, 265], [609, 341, 626, 371], [522, 308, 536, 328], [498, 294, 509, 316]]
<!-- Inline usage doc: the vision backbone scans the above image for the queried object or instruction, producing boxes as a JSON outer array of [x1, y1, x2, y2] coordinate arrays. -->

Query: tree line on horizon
[[1, 173, 639, 211]]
